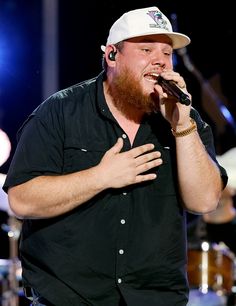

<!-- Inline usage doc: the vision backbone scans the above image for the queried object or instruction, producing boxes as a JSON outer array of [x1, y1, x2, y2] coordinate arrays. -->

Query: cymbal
[[0, 128, 11, 167]]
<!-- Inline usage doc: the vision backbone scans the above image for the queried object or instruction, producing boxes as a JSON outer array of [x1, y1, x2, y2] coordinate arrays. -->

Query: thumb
[[111, 138, 124, 155]]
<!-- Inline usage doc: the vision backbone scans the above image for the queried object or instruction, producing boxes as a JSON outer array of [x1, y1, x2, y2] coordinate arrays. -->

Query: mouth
[[144, 72, 159, 83]]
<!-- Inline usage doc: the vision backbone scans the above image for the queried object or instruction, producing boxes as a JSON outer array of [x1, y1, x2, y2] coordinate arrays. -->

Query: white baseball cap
[[216, 147, 236, 189], [101, 6, 191, 52]]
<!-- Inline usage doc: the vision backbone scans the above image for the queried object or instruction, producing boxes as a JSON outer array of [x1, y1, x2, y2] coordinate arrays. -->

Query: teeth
[[150, 73, 159, 78], [145, 72, 159, 83]]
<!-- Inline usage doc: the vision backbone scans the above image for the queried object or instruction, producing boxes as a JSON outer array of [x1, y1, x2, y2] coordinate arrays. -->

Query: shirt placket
[[115, 132, 131, 286]]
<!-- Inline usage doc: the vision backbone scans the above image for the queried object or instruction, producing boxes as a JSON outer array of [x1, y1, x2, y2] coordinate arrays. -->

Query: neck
[[104, 81, 144, 123], [104, 81, 143, 145]]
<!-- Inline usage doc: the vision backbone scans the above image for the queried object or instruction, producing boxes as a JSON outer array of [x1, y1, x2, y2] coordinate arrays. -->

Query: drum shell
[[187, 243, 235, 293]]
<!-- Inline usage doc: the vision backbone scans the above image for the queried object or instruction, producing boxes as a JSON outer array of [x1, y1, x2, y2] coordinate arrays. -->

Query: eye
[[164, 50, 173, 56], [141, 48, 151, 53]]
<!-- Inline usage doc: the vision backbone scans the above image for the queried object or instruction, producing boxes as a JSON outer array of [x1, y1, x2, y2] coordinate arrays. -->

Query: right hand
[[97, 138, 163, 189]]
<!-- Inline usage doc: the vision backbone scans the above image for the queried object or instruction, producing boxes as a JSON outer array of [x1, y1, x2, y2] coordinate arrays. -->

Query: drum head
[[187, 289, 227, 306], [187, 241, 235, 294]]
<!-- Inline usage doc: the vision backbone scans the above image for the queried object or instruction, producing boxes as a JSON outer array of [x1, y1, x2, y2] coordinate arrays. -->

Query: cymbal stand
[[1, 216, 21, 306]]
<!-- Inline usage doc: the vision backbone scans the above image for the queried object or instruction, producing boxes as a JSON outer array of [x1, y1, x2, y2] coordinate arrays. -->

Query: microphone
[[156, 75, 191, 106]]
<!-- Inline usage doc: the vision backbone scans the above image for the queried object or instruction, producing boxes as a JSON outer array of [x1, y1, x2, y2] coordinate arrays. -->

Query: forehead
[[125, 34, 173, 47]]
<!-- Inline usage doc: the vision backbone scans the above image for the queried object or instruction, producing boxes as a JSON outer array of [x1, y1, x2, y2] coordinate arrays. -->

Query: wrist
[[171, 118, 197, 137]]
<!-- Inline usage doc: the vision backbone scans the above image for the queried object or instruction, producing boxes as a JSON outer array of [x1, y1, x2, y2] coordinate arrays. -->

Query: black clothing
[[206, 218, 236, 255], [3, 72, 227, 306], [187, 213, 236, 256], [0, 210, 9, 258]]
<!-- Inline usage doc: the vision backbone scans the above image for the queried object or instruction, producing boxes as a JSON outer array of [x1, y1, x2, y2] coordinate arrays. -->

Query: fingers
[[116, 140, 162, 169], [128, 144, 162, 179], [110, 139, 158, 160], [159, 71, 188, 96], [135, 173, 158, 183], [135, 154, 162, 177], [134, 150, 161, 166], [129, 143, 156, 158], [101, 140, 163, 189]]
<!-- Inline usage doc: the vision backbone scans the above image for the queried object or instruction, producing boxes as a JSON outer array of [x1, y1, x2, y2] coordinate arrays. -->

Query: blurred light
[[220, 104, 236, 127], [0, 3, 29, 86], [201, 241, 210, 252], [0, 128, 11, 166], [0, 37, 7, 69]]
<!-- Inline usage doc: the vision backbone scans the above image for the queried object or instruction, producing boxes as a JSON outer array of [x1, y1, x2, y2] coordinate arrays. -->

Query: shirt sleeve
[[191, 107, 228, 188], [3, 98, 64, 192]]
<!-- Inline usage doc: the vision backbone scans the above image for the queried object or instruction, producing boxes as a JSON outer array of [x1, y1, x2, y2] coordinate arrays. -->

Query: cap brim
[[165, 32, 191, 49], [101, 31, 190, 52]]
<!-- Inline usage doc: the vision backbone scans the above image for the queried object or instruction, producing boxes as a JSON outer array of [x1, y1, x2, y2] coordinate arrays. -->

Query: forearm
[[7, 140, 162, 219], [175, 130, 222, 214], [8, 166, 106, 219]]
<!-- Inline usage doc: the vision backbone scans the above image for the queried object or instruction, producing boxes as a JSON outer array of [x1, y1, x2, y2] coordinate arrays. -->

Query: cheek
[[123, 53, 147, 69], [167, 63, 173, 69], [167, 58, 173, 69]]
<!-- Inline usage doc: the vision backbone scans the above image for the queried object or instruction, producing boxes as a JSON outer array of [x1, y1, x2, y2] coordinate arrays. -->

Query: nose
[[151, 60, 166, 69]]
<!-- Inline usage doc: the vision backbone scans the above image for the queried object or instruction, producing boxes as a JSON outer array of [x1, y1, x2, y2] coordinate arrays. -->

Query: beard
[[106, 68, 159, 120]]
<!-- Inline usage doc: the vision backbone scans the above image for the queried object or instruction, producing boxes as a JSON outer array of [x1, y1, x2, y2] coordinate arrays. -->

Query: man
[[3, 6, 227, 306]]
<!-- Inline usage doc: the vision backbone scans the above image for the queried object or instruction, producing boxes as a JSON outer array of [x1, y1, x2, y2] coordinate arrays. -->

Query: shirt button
[[122, 134, 127, 139], [120, 219, 126, 224], [123, 192, 127, 195], [119, 249, 124, 255], [117, 278, 122, 284]]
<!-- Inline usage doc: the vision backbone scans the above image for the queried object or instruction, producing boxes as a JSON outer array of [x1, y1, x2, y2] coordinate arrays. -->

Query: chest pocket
[[63, 139, 109, 173]]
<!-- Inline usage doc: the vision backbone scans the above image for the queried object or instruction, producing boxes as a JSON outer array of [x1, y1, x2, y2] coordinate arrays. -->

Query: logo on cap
[[147, 10, 169, 31]]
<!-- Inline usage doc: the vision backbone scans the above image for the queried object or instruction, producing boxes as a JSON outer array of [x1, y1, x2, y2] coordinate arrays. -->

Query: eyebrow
[[134, 37, 173, 46]]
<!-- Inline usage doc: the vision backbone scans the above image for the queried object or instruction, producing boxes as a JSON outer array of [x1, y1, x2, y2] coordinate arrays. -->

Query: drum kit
[[187, 147, 236, 306], [0, 129, 27, 306], [0, 180, 24, 306], [187, 241, 236, 306]]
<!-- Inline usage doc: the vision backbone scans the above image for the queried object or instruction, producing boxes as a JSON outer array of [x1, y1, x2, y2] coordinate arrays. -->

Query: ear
[[108, 50, 117, 61], [105, 45, 117, 65]]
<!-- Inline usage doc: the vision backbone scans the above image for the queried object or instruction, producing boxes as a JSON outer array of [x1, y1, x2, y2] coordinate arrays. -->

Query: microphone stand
[[171, 13, 236, 136], [178, 47, 236, 134]]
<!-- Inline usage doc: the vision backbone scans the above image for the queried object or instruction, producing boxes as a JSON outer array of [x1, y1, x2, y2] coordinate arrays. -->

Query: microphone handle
[[156, 75, 191, 106]]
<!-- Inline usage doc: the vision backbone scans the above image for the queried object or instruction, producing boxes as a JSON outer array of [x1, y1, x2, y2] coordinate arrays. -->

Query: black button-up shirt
[[4, 72, 227, 306]]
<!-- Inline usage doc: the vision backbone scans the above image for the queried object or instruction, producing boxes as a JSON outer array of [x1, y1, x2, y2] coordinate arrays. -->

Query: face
[[106, 35, 174, 115]]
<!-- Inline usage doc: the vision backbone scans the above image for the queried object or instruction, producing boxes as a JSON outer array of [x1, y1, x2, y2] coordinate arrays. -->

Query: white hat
[[101, 6, 191, 52], [216, 147, 236, 189]]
